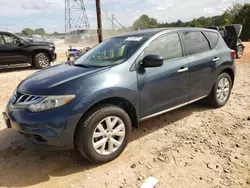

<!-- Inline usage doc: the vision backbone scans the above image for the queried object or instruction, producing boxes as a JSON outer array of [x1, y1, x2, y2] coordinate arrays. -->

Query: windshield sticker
[[125, 37, 143, 41]]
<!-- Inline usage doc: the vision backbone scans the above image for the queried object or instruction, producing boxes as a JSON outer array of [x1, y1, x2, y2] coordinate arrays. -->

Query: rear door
[[181, 31, 220, 101], [137, 32, 189, 118]]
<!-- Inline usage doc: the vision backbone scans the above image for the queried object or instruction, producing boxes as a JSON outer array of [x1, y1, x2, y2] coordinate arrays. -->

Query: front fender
[[73, 87, 140, 117]]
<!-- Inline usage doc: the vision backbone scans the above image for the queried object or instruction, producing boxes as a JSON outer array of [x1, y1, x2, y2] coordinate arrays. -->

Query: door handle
[[178, 67, 189, 73], [213, 57, 220, 62]]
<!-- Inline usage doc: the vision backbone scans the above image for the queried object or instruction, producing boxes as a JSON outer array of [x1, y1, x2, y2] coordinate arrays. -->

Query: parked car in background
[[0, 31, 57, 69], [3, 28, 235, 163], [205, 24, 245, 59]]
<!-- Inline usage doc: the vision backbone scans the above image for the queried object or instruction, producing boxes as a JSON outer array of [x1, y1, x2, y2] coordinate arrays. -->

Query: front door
[[0, 34, 27, 65], [137, 32, 189, 118]]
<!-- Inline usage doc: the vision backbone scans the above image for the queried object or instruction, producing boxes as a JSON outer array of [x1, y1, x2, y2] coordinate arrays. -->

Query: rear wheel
[[207, 73, 232, 108], [75, 105, 132, 163], [236, 46, 244, 59], [33, 53, 51, 69]]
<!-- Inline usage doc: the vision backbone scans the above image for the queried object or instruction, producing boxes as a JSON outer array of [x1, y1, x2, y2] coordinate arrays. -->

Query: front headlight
[[28, 95, 75, 112]]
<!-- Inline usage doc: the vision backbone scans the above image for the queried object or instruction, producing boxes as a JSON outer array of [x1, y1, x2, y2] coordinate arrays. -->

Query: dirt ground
[[0, 43, 249, 188]]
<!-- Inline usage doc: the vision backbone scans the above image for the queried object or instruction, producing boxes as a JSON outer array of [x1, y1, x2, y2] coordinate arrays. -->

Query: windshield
[[74, 36, 148, 67], [12, 33, 28, 43]]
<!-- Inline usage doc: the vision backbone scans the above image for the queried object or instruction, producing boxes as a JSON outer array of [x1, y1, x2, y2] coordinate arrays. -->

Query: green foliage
[[234, 4, 250, 41], [220, 13, 233, 26], [132, 14, 159, 30], [34, 28, 46, 35], [186, 19, 202, 27], [225, 3, 243, 18], [22, 28, 34, 35], [197, 17, 213, 26], [131, 3, 250, 41]]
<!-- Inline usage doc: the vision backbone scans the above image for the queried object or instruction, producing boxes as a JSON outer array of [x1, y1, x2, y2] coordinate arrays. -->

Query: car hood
[[26, 41, 54, 46], [18, 63, 110, 95]]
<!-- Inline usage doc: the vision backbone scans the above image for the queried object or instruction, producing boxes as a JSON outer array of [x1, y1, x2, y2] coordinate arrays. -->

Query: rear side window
[[182, 32, 210, 55], [144, 33, 182, 62], [203, 31, 219, 49]]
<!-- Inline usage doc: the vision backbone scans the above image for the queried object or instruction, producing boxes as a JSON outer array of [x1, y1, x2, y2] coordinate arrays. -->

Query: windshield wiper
[[65, 61, 74, 65]]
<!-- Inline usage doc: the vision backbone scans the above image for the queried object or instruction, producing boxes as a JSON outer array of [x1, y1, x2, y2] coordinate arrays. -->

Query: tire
[[75, 105, 132, 163], [207, 73, 232, 108], [33, 53, 51, 69], [236, 46, 244, 59]]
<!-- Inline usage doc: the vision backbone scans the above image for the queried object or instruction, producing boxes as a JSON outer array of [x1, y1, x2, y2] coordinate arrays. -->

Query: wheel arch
[[73, 97, 139, 145], [32, 49, 52, 62], [237, 43, 244, 48], [220, 67, 235, 86]]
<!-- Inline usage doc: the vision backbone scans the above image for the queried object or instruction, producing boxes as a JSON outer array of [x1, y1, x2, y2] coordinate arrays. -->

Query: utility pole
[[95, 0, 103, 43]]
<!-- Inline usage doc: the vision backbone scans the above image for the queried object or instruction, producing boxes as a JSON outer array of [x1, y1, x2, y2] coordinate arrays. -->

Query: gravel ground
[[0, 43, 249, 188]]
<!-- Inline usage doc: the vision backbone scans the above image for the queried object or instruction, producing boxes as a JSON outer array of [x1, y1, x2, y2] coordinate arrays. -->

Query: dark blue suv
[[3, 28, 235, 163]]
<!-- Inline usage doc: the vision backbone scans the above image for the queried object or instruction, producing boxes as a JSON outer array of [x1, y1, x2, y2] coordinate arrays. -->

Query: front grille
[[14, 91, 41, 104]]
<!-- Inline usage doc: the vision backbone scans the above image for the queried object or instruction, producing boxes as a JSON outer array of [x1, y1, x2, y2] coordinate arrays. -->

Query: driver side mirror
[[141, 54, 163, 68], [18, 40, 26, 46]]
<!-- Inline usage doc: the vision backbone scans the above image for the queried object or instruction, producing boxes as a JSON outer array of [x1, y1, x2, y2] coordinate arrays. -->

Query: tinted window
[[182, 32, 210, 55], [203, 31, 219, 49], [2, 34, 15, 44], [219, 29, 226, 38], [144, 33, 182, 62], [0, 36, 4, 44]]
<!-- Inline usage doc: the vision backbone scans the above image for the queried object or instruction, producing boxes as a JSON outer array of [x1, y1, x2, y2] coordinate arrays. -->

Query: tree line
[[15, 28, 65, 37], [132, 3, 250, 41]]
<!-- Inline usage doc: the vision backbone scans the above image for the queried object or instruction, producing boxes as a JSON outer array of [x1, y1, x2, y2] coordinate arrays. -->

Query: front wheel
[[75, 105, 132, 163], [33, 53, 51, 69], [207, 73, 232, 108]]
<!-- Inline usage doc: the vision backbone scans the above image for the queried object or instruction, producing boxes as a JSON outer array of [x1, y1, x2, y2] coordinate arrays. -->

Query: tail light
[[231, 50, 236, 59]]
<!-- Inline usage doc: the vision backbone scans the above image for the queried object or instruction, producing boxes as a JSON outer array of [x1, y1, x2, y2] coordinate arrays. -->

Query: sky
[[0, 0, 249, 33]]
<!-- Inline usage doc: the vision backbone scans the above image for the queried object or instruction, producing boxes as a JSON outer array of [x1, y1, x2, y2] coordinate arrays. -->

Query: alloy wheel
[[38, 54, 50, 67], [217, 77, 230, 103], [237, 48, 243, 58], [92, 116, 126, 155]]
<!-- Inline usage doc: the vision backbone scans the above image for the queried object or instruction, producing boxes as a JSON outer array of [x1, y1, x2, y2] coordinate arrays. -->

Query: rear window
[[182, 31, 210, 55], [203, 31, 219, 49]]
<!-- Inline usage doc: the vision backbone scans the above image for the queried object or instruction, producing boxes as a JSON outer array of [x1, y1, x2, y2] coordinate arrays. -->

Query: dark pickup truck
[[0, 31, 57, 69]]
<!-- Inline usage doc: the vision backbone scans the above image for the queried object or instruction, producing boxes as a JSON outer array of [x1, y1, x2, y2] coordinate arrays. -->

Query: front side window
[[143, 33, 183, 62], [74, 36, 148, 67], [2, 34, 17, 44], [0, 36, 4, 44], [182, 31, 210, 55]]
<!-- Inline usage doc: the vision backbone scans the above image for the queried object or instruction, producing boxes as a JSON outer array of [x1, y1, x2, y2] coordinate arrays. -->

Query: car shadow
[[0, 65, 35, 73], [0, 102, 211, 187]]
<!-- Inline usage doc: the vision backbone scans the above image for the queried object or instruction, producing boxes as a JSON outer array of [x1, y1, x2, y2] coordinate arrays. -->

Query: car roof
[[0, 31, 12, 35], [118, 27, 218, 38]]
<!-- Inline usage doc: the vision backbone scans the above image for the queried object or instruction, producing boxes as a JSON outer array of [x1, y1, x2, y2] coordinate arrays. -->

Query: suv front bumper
[[2, 104, 81, 149]]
